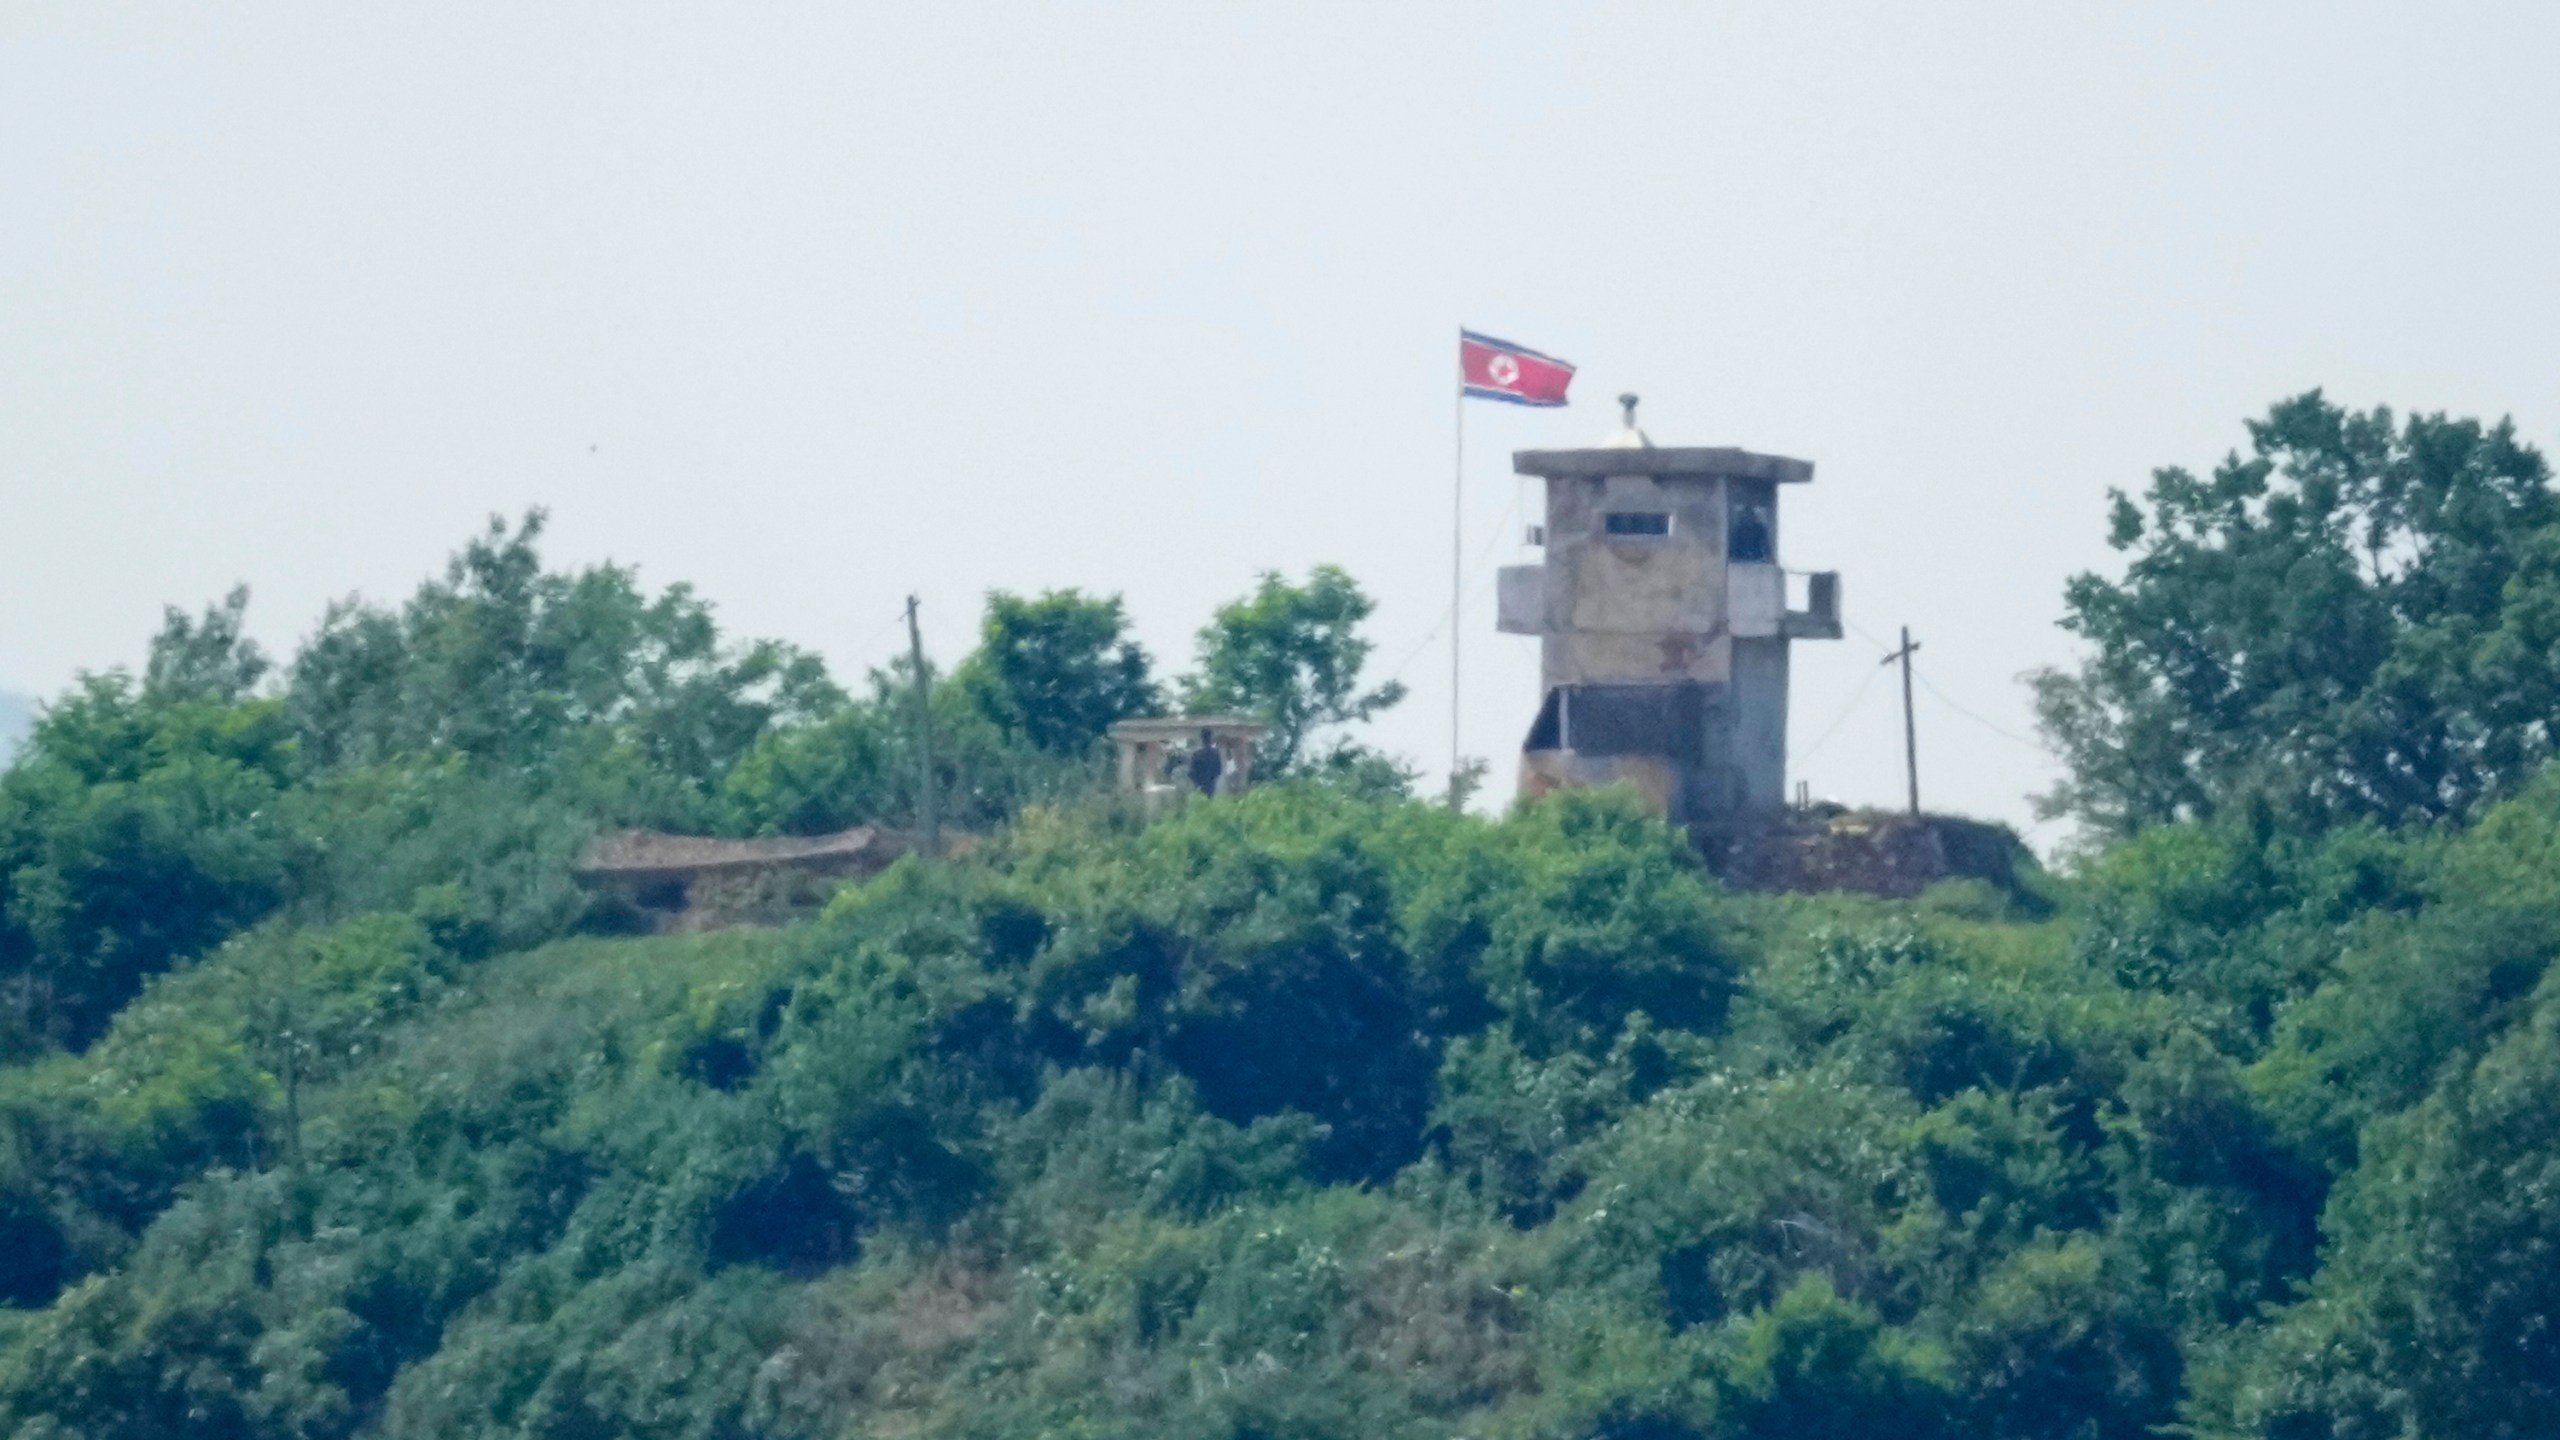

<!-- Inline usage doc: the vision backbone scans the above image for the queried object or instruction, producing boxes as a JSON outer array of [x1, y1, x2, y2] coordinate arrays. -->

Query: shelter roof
[[1108, 715, 1266, 742]]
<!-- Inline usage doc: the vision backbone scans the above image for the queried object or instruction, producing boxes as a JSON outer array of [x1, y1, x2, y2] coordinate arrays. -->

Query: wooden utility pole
[[905, 595, 942, 857], [1880, 627, 1922, 815]]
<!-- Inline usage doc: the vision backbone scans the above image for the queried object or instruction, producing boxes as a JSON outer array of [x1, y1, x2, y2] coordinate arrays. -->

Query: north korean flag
[[1460, 329, 1576, 407]]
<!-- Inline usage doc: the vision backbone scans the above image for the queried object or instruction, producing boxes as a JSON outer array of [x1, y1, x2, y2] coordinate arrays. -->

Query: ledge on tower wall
[[1696, 808, 2035, 900]]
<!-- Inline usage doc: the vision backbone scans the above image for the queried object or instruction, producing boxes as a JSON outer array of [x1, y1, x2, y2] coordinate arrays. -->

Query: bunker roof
[[577, 826, 902, 878]]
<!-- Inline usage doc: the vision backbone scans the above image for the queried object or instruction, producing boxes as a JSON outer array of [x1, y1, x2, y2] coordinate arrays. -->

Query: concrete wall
[[1727, 563, 1784, 637], [1539, 472, 1734, 689], [1728, 636, 1791, 816], [1519, 747, 1680, 816], [1496, 564, 1545, 634]]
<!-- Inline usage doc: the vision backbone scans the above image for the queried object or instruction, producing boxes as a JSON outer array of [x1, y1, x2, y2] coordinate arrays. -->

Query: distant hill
[[0, 689, 31, 763]]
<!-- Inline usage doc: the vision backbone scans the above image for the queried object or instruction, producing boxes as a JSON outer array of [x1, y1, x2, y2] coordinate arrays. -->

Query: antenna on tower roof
[[1603, 392, 1653, 449]]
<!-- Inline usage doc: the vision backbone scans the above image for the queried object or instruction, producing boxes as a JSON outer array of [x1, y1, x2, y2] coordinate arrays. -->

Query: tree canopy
[[1182, 564, 1407, 774], [0, 517, 1407, 1054], [2035, 391, 2559, 838], [955, 588, 1158, 757]]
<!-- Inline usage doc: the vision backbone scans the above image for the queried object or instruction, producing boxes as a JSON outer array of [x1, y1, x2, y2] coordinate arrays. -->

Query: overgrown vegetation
[[3, 395, 2557, 1438]]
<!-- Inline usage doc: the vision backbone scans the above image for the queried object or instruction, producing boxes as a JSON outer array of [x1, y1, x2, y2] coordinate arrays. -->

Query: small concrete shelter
[[1109, 715, 1265, 800]]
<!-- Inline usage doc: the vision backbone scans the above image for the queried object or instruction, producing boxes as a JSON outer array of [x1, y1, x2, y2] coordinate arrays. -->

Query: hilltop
[[2, 394, 2557, 1439]]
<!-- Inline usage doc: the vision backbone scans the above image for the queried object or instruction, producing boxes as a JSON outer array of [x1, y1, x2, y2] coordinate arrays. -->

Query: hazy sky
[[7, 3, 2557, 844]]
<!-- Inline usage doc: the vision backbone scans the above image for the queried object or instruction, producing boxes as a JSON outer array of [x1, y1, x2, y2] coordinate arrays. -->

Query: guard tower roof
[[1510, 445, 1814, 483]]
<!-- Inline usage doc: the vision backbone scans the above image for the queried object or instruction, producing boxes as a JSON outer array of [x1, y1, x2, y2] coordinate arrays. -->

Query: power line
[[1383, 514, 1529, 693], [1848, 617, 2047, 752], [1913, 667, 2047, 750], [1390, 485, 1528, 686], [848, 607, 908, 662], [1797, 660, 1887, 763]]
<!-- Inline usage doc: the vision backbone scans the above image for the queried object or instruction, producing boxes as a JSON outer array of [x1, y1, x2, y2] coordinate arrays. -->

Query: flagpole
[[1451, 331, 1465, 807]]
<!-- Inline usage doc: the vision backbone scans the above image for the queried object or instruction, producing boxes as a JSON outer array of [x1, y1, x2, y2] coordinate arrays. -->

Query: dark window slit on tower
[[1604, 512, 1670, 537]]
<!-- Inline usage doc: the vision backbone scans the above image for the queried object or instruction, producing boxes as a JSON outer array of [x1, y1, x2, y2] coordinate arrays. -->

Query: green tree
[[285, 511, 837, 827], [1181, 565, 1404, 774], [717, 702, 905, 836], [723, 649, 1105, 838], [2034, 392, 2558, 839], [1717, 1275, 1954, 1440], [1948, 1239, 2181, 1440], [2204, 974, 2560, 1440], [1016, 786, 1436, 1183], [141, 585, 269, 706], [0, 677, 292, 1049], [958, 589, 1156, 756], [1444, 788, 1735, 1055]]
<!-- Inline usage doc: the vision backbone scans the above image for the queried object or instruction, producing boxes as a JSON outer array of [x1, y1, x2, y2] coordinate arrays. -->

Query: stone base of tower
[[1694, 808, 2036, 901]]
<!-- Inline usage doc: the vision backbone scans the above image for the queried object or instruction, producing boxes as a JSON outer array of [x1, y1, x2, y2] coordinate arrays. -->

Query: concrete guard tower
[[1497, 396, 1841, 830]]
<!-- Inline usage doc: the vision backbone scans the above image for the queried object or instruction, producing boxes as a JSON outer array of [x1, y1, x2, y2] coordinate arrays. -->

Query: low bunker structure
[[575, 826, 931, 933]]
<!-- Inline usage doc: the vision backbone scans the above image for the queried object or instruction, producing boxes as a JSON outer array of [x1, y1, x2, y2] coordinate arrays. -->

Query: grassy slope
[[2, 781, 2552, 1439]]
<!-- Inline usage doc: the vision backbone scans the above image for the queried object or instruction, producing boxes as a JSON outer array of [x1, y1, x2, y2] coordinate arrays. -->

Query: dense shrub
[[0, 756, 2553, 1440]]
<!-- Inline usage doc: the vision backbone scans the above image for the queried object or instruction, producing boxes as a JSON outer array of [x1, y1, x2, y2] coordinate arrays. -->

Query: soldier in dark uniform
[[1729, 502, 1772, 563], [1187, 728, 1225, 796]]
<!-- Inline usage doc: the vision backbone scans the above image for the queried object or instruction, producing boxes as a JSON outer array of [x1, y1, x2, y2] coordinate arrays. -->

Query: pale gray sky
[[6, 3, 2557, 844]]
